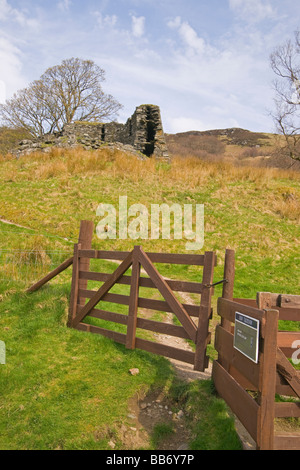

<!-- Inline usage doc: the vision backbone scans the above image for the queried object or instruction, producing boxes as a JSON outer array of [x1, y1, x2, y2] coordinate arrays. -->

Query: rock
[[129, 368, 140, 376], [108, 440, 116, 449]]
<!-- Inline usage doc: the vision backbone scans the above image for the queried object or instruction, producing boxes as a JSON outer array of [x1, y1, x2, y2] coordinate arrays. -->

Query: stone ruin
[[13, 104, 169, 160]]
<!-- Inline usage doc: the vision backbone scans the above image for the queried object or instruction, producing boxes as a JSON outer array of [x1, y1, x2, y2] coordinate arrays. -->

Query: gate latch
[[204, 279, 228, 288]]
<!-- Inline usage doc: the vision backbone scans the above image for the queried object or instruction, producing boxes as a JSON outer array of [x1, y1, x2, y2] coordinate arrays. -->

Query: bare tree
[[270, 31, 300, 162], [0, 58, 122, 137]]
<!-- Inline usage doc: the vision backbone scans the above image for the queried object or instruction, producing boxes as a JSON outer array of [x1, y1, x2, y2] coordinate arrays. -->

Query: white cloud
[[229, 0, 276, 22], [168, 16, 206, 56], [167, 115, 241, 133], [0, 3, 39, 102], [0, 0, 11, 21], [178, 21, 205, 55], [95, 12, 118, 28], [57, 0, 72, 12], [0, 0, 39, 29], [167, 117, 207, 133], [0, 37, 26, 99], [167, 16, 181, 29], [104, 14, 118, 27], [131, 15, 145, 38]]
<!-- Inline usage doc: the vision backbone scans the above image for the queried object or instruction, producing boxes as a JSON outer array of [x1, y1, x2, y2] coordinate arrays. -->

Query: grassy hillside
[[0, 147, 299, 294], [0, 147, 299, 450]]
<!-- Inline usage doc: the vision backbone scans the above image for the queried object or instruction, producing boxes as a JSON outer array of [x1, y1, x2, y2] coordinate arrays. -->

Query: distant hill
[[165, 128, 300, 171], [167, 127, 271, 146]]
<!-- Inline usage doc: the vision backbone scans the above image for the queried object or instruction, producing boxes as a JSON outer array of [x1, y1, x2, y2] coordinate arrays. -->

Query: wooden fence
[[212, 293, 300, 450], [67, 243, 221, 372], [27, 221, 235, 373], [27, 220, 234, 371]]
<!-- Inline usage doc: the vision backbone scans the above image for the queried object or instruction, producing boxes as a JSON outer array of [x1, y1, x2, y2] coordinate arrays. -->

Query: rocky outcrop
[[12, 104, 169, 160]]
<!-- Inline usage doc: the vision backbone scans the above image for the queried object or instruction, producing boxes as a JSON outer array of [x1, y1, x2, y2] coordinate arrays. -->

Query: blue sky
[[0, 0, 299, 133]]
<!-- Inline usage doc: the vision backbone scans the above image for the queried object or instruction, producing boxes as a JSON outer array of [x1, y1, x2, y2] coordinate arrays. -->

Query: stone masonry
[[13, 104, 169, 160]]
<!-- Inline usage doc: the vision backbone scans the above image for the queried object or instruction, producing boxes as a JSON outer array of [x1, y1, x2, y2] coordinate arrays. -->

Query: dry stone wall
[[13, 104, 169, 160]]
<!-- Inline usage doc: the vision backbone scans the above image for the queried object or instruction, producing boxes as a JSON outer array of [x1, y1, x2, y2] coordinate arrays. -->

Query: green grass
[[0, 278, 244, 450], [0, 148, 299, 449], [150, 423, 175, 448], [185, 380, 243, 450], [168, 378, 243, 450], [0, 284, 174, 450]]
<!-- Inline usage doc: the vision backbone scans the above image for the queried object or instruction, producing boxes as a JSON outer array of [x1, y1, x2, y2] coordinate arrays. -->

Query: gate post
[[68, 243, 81, 327], [126, 246, 141, 350], [256, 307, 278, 450], [77, 220, 94, 307], [222, 249, 235, 320], [194, 251, 215, 371], [219, 249, 235, 372]]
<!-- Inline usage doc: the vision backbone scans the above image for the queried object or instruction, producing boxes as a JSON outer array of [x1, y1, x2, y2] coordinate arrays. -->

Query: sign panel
[[234, 312, 259, 363]]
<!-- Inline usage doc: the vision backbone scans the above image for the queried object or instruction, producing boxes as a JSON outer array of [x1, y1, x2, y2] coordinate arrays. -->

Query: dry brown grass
[[168, 154, 299, 188], [1, 147, 299, 189], [271, 192, 300, 223]]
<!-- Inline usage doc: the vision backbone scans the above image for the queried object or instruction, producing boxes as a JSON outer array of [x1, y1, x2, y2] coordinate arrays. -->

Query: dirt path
[[123, 316, 202, 451], [120, 289, 256, 451], [154, 311, 212, 382]]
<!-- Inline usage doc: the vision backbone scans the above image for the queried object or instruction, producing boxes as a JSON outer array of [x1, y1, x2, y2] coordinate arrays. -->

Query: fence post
[[125, 246, 141, 350], [194, 251, 215, 371], [218, 249, 235, 371], [256, 308, 278, 450], [77, 220, 94, 307], [68, 243, 81, 327], [222, 249, 235, 321]]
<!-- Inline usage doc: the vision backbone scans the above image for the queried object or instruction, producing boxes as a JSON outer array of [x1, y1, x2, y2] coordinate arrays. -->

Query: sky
[[0, 0, 299, 134]]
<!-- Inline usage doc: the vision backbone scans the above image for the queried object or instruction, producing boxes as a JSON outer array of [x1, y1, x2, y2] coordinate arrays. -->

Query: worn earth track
[[120, 308, 210, 451], [117, 289, 256, 451]]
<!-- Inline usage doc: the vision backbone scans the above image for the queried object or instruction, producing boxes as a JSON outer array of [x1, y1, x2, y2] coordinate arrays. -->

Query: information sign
[[234, 312, 259, 363]]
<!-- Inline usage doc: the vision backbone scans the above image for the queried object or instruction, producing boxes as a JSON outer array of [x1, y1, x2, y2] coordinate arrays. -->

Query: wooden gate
[[67, 244, 217, 371]]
